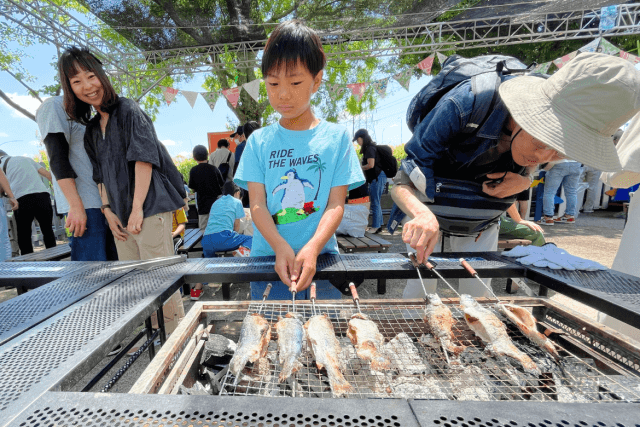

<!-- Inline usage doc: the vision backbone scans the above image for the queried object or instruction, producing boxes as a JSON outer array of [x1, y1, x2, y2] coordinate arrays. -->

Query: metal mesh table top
[[0, 261, 92, 279], [219, 301, 640, 403], [7, 392, 419, 427], [0, 261, 196, 425], [524, 264, 640, 329]]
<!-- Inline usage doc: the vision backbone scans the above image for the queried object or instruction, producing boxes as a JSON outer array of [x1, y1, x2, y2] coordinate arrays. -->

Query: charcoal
[[201, 334, 236, 367]]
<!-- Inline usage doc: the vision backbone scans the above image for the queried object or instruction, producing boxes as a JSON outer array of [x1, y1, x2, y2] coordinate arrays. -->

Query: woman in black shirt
[[58, 46, 187, 261]]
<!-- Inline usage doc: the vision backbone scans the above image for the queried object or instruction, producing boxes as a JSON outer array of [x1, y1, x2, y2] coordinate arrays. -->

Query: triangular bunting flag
[[599, 38, 621, 55], [436, 52, 448, 66], [553, 51, 578, 69], [393, 70, 412, 91], [371, 78, 389, 99], [416, 54, 435, 75], [161, 86, 179, 105], [242, 79, 261, 102], [347, 82, 368, 102], [620, 50, 640, 64], [325, 82, 346, 101], [532, 62, 552, 74], [579, 37, 601, 53], [181, 90, 198, 109], [222, 87, 241, 109], [600, 5, 618, 31], [200, 92, 219, 112]]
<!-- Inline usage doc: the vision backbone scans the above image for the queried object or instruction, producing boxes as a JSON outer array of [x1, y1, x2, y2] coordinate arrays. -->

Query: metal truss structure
[[3, 0, 640, 98]]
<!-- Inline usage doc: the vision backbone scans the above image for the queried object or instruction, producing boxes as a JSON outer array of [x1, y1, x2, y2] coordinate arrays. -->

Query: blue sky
[[0, 40, 432, 160]]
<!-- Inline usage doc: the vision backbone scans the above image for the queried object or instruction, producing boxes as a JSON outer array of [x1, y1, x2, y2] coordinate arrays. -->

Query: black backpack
[[376, 145, 398, 178], [218, 152, 232, 179], [405, 54, 537, 236]]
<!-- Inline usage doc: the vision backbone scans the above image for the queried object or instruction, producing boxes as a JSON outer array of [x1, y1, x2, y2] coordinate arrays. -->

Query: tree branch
[[0, 88, 35, 121], [2, 70, 43, 103], [266, 0, 308, 24]]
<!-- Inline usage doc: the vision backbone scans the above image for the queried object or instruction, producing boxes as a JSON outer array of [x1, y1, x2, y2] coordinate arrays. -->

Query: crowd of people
[[1, 19, 640, 343]]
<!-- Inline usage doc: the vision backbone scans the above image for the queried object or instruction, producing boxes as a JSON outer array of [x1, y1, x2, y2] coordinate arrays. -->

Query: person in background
[[209, 138, 235, 182], [36, 95, 117, 261], [538, 160, 583, 225], [599, 114, 640, 341], [231, 125, 245, 176], [171, 206, 188, 254], [189, 145, 224, 230], [234, 19, 364, 300], [499, 202, 546, 246], [239, 121, 260, 208], [354, 128, 385, 234], [0, 151, 56, 255], [0, 168, 19, 261], [59, 46, 186, 339]]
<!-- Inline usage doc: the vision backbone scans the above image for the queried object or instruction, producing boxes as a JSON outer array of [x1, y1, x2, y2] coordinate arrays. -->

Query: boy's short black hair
[[218, 138, 229, 148], [222, 181, 241, 197], [193, 145, 208, 161], [261, 20, 326, 78]]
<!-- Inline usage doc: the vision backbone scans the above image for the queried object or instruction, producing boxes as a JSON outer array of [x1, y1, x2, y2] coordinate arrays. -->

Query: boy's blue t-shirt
[[204, 195, 245, 235], [234, 120, 365, 256]]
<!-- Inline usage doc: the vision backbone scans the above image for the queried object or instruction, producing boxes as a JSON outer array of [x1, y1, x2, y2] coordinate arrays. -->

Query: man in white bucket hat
[[392, 52, 640, 298]]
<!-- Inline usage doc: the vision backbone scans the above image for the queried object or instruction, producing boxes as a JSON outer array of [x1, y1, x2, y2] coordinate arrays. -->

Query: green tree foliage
[[173, 155, 197, 185]]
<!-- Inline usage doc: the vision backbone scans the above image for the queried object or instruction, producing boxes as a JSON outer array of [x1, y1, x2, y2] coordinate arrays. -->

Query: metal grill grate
[[9, 392, 419, 427], [219, 301, 640, 402], [0, 264, 129, 345], [0, 261, 195, 419]]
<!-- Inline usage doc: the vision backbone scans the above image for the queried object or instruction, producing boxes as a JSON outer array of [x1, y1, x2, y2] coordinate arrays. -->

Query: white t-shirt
[[0, 156, 49, 199]]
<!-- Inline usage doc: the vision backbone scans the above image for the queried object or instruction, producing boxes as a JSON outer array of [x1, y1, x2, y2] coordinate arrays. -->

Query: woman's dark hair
[[193, 145, 208, 161], [58, 46, 118, 125], [217, 138, 229, 148], [261, 20, 326, 78], [357, 130, 376, 155], [222, 181, 241, 197], [243, 121, 260, 139]]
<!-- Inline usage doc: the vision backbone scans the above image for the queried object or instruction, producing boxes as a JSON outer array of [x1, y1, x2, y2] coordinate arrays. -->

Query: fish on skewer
[[347, 312, 391, 371], [460, 294, 540, 375], [305, 314, 354, 397], [424, 294, 466, 356], [495, 302, 561, 362], [275, 312, 305, 382], [229, 313, 272, 382]]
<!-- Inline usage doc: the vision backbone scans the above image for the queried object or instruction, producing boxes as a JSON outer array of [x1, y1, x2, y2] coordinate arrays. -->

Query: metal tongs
[[409, 253, 461, 298], [256, 283, 273, 314], [459, 258, 502, 303]]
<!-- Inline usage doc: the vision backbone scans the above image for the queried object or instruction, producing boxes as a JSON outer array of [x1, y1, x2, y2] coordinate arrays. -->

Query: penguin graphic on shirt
[[272, 169, 318, 224]]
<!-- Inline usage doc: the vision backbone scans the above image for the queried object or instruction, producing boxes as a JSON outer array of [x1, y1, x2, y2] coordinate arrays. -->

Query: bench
[[337, 232, 392, 294], [177, 229, 204, 255], [6, 243, 71, 262]]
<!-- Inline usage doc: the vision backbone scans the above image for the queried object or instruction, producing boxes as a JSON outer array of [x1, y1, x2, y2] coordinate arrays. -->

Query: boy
[[234, 20, 364, 300]]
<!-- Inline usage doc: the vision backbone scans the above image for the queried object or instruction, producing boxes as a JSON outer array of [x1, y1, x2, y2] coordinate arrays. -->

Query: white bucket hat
[[499, 52, 640, 171]]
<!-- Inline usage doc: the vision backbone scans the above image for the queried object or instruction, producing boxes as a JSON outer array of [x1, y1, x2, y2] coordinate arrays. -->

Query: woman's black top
[[84, 97, 186, 224]]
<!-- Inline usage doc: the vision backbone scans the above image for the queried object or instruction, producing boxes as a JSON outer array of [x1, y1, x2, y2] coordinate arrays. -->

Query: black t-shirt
[[84, 97, 187, 224], [362, 144, 381, 183], [188, 163, 224, 215]]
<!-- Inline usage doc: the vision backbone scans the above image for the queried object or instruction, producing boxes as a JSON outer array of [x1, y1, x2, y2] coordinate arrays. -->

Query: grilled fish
[[229, 313, 271, 380], [424, 294, 465, 356], [495, 302, 561, 361], [305, 314, 354, 397], [275, 312, 305, 382], [460, 294, 540, 375], [347, 313, 391, 371]]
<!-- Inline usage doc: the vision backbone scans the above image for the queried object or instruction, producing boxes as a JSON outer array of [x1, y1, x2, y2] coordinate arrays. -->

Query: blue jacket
[[402, 79, 514, 203]]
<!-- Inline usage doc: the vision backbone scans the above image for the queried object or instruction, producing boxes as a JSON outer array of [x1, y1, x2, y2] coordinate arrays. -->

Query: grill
[[216, 301, 640, 402]]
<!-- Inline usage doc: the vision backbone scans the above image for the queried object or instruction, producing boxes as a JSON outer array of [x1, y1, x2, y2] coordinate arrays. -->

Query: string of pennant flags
[[160, 36, 639, 111]]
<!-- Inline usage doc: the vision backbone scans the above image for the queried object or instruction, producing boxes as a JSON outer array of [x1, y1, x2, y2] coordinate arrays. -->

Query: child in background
[[171, 207, 188, 254], [202, 182, 252, 257], [234, 20, 364, 300]]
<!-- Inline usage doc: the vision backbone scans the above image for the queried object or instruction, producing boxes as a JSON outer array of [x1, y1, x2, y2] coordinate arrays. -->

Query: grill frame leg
[[144, 317, 156, 361]]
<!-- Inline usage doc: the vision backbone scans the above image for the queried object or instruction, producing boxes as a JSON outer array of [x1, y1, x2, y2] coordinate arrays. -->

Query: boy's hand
[[274, 243, 296, 287], [291, 245, 320, 292]]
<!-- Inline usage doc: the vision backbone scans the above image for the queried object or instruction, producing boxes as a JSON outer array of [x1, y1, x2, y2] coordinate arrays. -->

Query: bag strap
[[464, 72, 501, 134], [2, 156, 11, 175], [225, 152, 232, 163]]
